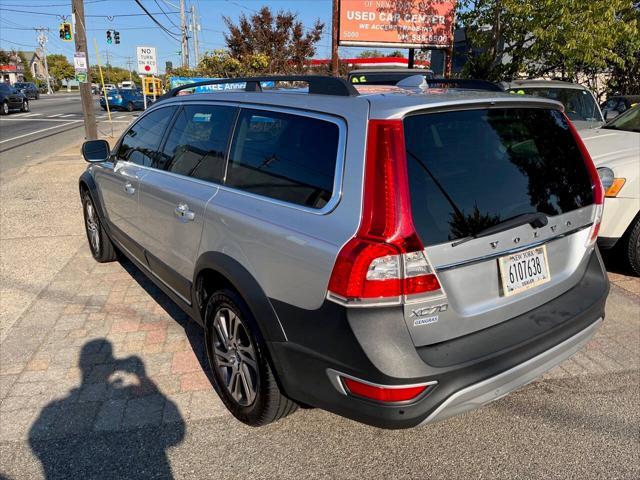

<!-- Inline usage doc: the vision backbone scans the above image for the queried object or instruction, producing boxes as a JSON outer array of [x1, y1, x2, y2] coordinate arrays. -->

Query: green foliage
[[18, 52, 35, 83], [89, 64, 140, 86], [457, 0, 640, 83], [197, 49, 269, 77], [223, 6, 324, 73], [0, 49, 14, 65], [46, 54, 74, 82]]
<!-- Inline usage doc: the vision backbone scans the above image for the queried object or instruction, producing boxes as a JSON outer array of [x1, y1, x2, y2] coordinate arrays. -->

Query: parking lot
[[0, 131, 638, 479]]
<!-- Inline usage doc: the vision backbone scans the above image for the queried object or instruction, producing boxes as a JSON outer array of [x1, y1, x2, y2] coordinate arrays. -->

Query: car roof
[[151, 86, 563, 120], [507, 79, 590, 90]]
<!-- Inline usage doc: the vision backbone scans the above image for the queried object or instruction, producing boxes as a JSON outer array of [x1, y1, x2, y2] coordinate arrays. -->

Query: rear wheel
[[621, 217, 640, 276], [21, 100, 29, 112], [204, 289, 297, 426], [126, 102, 134, 112], [81, 190, 117, 263], [1, 101, 8, 115]]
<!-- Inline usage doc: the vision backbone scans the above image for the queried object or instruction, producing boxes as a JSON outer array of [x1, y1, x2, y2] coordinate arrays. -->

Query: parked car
[[100, 88, 144, 111], [506, 80, 604, 130], [601, 95, 640, 121], [79, 76, 608, 429], [348, 68, 435, 85], [120, 80, 136, 90], [0, 82, 29, 114], [580, 105, 640, 275], [13, 82, 39, 100]]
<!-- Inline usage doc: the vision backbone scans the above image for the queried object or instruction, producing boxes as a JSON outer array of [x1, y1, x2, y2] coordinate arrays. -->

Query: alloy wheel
[[2, 102, 8, 115], [211, 307, 259, 406], [84, 199, 100, 253]]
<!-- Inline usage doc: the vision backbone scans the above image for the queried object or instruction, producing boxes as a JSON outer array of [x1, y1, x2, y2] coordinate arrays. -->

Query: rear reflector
[[342, 377, 429, 403]]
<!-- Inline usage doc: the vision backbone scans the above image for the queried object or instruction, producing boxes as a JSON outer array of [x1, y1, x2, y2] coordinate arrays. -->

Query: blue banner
[[169, 77, 274, 93]]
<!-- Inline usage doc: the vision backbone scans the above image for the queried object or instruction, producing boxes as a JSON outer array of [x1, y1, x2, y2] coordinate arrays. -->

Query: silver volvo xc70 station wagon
[[79, 76, 609, 429]]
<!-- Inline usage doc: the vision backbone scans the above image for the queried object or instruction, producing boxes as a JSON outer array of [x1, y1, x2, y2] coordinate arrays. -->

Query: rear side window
[[161, 104, 237, 182], [404, 108, 594, 246], [117, 107, 174, 166], [226, 109, 339, 209]]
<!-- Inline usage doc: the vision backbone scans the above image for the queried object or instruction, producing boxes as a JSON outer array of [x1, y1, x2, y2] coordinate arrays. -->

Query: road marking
[[0, 120, 82, 144], [0, 117, 85, 122], [10, 113, 29, 117], [59, 114, 77, 117], [48, 113, 63, 117], [23, 113, 42, 117]]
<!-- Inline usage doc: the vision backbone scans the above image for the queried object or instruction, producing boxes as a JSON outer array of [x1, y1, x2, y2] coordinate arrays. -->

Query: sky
[[0, 0, 372, 72]]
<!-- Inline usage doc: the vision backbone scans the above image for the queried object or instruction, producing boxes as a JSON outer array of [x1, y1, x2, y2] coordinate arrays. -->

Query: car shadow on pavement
[[28, 339, 186, 479], [117, 256, 216, 384]]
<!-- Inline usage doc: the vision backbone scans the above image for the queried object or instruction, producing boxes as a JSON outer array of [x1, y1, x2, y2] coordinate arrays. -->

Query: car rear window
[[404, 108, 594, 246], [226, 109, 339, 209]]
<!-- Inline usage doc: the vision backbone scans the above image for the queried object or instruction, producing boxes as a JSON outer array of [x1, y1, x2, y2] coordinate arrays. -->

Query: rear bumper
[[420, 318, 601, 425], [268, 249, 609, 429]]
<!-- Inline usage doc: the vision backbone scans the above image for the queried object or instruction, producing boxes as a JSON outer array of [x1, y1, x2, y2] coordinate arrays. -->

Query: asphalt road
[[0, 92, 137, 175]]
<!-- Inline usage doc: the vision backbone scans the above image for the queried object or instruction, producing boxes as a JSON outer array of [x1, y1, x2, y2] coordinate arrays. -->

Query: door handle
[[174, 203, 195, 221], [124, 182, 136, 195]]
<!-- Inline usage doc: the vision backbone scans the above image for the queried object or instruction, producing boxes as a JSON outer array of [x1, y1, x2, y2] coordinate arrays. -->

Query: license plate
[[498, 245, 550, 297]]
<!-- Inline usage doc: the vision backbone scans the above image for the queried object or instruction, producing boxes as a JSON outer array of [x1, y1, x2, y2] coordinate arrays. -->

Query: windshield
[[603, 106, 640, 133], [509, 87, 603, 122], [404, 108, 594, 245]]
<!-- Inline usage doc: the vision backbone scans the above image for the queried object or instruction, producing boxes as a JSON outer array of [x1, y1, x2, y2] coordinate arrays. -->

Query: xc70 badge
[[410, 303, 448, 326]]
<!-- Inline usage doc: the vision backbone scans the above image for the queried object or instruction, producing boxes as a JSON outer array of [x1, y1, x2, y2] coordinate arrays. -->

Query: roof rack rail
[[425, 78, 503, 92], [157, 75, 359, 101]]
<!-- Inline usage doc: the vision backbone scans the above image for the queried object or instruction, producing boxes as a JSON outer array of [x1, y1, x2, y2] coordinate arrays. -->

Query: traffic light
[[114, 31, 120, 45], [106, 30, 112, 45], [60, 23, 72, 41]]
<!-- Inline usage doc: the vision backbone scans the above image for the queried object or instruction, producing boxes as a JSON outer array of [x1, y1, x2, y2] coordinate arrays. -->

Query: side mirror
[[82, 139, 111, 163], [605, 110, 619, 121]]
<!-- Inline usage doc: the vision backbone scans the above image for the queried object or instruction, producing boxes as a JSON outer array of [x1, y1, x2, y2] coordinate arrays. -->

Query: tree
[[89, 65, 141, 85], [0, 49, 14, 65], [198, 49, 269, 77], [46, 54, 74, 83], [358, 49, 386, 58], [223, 6, 324, 74], [457, 0, 639, 82], [18, 52, 35, 83]]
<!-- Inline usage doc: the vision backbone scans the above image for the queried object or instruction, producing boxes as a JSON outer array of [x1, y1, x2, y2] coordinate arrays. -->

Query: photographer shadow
[[28, 339, 185, 480]]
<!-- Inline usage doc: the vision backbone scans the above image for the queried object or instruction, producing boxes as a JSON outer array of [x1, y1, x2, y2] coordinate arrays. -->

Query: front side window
[[226, 109, 339, 209], [161, 104, 237, 182], [117, 107, 175, 166]]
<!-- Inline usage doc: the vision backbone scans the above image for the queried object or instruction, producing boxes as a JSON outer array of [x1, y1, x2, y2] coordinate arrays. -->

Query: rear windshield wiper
[[451, 212, 549, 247]]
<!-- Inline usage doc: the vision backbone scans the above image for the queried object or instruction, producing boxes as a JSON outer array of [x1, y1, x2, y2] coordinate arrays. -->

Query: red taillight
[[564, 114, 604, 247], [327, 120, 442, 304], [342, 377, 429, 403]]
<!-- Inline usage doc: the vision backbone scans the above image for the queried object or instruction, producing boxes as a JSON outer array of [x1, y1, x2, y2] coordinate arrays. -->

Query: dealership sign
[[338, 0, 457, 48]]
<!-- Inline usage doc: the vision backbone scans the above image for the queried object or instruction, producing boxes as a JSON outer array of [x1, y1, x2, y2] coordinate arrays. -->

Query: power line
[[0, 7, 179, 18], [0, 38, 38, 48], [154, 0, 180, 29], [132, 0, 181, 39]]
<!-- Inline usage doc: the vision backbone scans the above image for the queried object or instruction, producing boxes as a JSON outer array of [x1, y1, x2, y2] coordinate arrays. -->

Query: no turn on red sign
[[136, 46, 157, 75]]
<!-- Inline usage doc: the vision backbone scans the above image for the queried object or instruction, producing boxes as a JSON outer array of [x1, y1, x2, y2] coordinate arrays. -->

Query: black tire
[[81, 190, 117, 263], [204, 289, 297, 426], [0, 101, 8, 115], [101, 106, 107, 111], [620, 217, 640, 276], [21, 100, 29, 112], [126, 102, 134, 112]]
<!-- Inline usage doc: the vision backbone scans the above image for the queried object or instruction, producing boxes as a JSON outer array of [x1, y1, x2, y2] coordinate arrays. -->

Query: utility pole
[[72, 0, 98, 140], [191, 5, 200, 66], [180, 0, 189, 68], [36, 28, 53, 95], [126, 57, 133, 81], [331, 0, 339, 77]]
